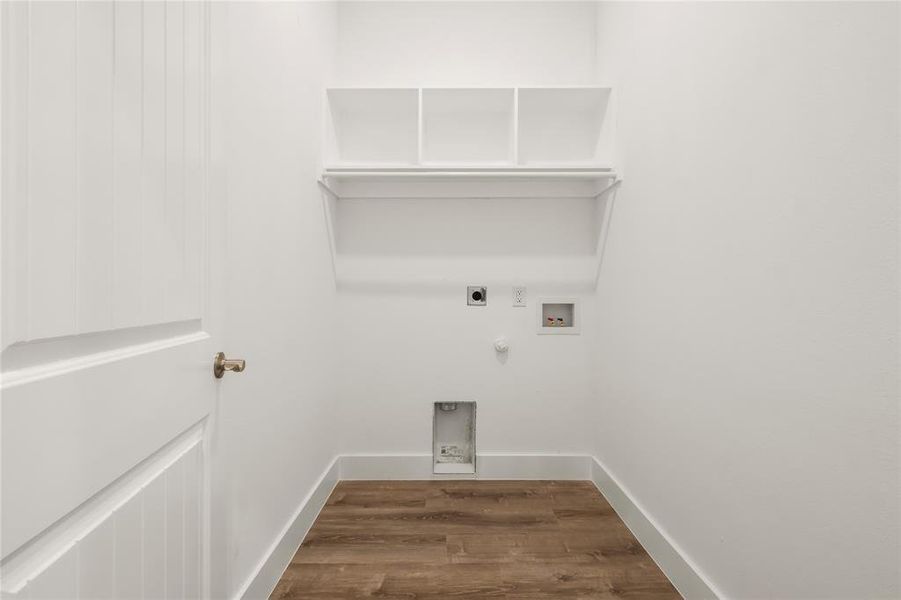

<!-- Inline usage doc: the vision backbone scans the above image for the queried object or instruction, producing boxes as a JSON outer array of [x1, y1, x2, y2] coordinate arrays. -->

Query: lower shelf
[[319, 167, 617, 200]]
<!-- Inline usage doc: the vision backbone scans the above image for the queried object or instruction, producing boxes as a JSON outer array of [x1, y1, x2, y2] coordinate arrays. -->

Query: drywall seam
[[0, 421, 205, 594]]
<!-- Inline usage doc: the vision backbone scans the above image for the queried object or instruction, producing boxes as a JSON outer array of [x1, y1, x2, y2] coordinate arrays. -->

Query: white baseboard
[[338, 453, 592, 480], [239, 454, 719, 600], [238, 456, 340, 600], [590, 457, 721, 600]]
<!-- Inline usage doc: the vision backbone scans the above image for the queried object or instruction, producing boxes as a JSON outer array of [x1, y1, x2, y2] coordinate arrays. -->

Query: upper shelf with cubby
[[421, 88, 515, 165], [322, 86, 616, 181], [324, 88, 420, 166]]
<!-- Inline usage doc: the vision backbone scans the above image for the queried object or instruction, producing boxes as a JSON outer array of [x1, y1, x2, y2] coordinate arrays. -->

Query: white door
[[1, 2, 227, 598]]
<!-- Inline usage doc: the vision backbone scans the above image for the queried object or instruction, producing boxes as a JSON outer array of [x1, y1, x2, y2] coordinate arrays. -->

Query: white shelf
[[319, 87, 620, 288], [319, 167, 617, 201], [323, 86, 615, 175], [324, 88, 419, 165], [518, 87, 612, 165], [421, 88, 515, 164], [323, 166, 614, 176]]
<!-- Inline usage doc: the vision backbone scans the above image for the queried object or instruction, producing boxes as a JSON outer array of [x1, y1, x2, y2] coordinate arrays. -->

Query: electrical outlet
[[512, 286, 527, 307]]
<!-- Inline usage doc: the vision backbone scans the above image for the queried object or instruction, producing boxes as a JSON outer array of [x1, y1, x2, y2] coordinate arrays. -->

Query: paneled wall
[[1, 0, 205, 349], [1, 3, 214, 598], [5, 432, 203, 599]]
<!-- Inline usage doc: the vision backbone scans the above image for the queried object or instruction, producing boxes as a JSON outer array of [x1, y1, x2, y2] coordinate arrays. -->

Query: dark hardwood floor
[[271, 480, 681, 599]]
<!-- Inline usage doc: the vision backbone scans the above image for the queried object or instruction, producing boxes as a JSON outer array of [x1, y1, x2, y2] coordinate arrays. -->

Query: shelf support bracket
[[317, 177, 341, 200], [593, 177, 622, 200]]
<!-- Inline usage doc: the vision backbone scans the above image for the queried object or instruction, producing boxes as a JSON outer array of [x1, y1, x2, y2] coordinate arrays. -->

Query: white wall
[[219, 3, 338, 598], [213, 4, 899, 597], [336, 1, 597, 86], [334, 2, 602, 457], [337, 197, 601, 257], [593, 3, 900, 598], [337, 287, 597, 455]]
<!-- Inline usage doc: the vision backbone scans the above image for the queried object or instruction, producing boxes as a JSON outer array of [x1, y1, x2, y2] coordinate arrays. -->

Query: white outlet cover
[[512, 286, 527, 307]]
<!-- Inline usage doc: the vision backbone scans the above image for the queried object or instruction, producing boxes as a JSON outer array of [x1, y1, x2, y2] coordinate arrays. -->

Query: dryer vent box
[[467, 286, 487, 306], [433, 402, 476, 474]]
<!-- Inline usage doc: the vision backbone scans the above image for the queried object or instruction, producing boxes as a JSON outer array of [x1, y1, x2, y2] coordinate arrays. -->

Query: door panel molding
[[1, 0, 207, 351], [1, 324, 207, 389], [1, 334, 213, 557], [1, 2, 217, 597], [0, 421, 205, 597]]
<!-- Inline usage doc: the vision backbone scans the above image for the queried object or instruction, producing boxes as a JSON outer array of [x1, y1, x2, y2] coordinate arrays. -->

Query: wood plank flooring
[[271, 481, 680, 599]]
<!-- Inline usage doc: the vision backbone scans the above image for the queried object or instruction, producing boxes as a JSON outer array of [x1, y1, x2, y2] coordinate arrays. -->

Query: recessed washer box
[[538, 297, 581, 335], [433, 402, 476, 475]]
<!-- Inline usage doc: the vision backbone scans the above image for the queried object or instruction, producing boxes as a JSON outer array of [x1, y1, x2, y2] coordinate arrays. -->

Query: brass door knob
[[213, 352, 246, 379]]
